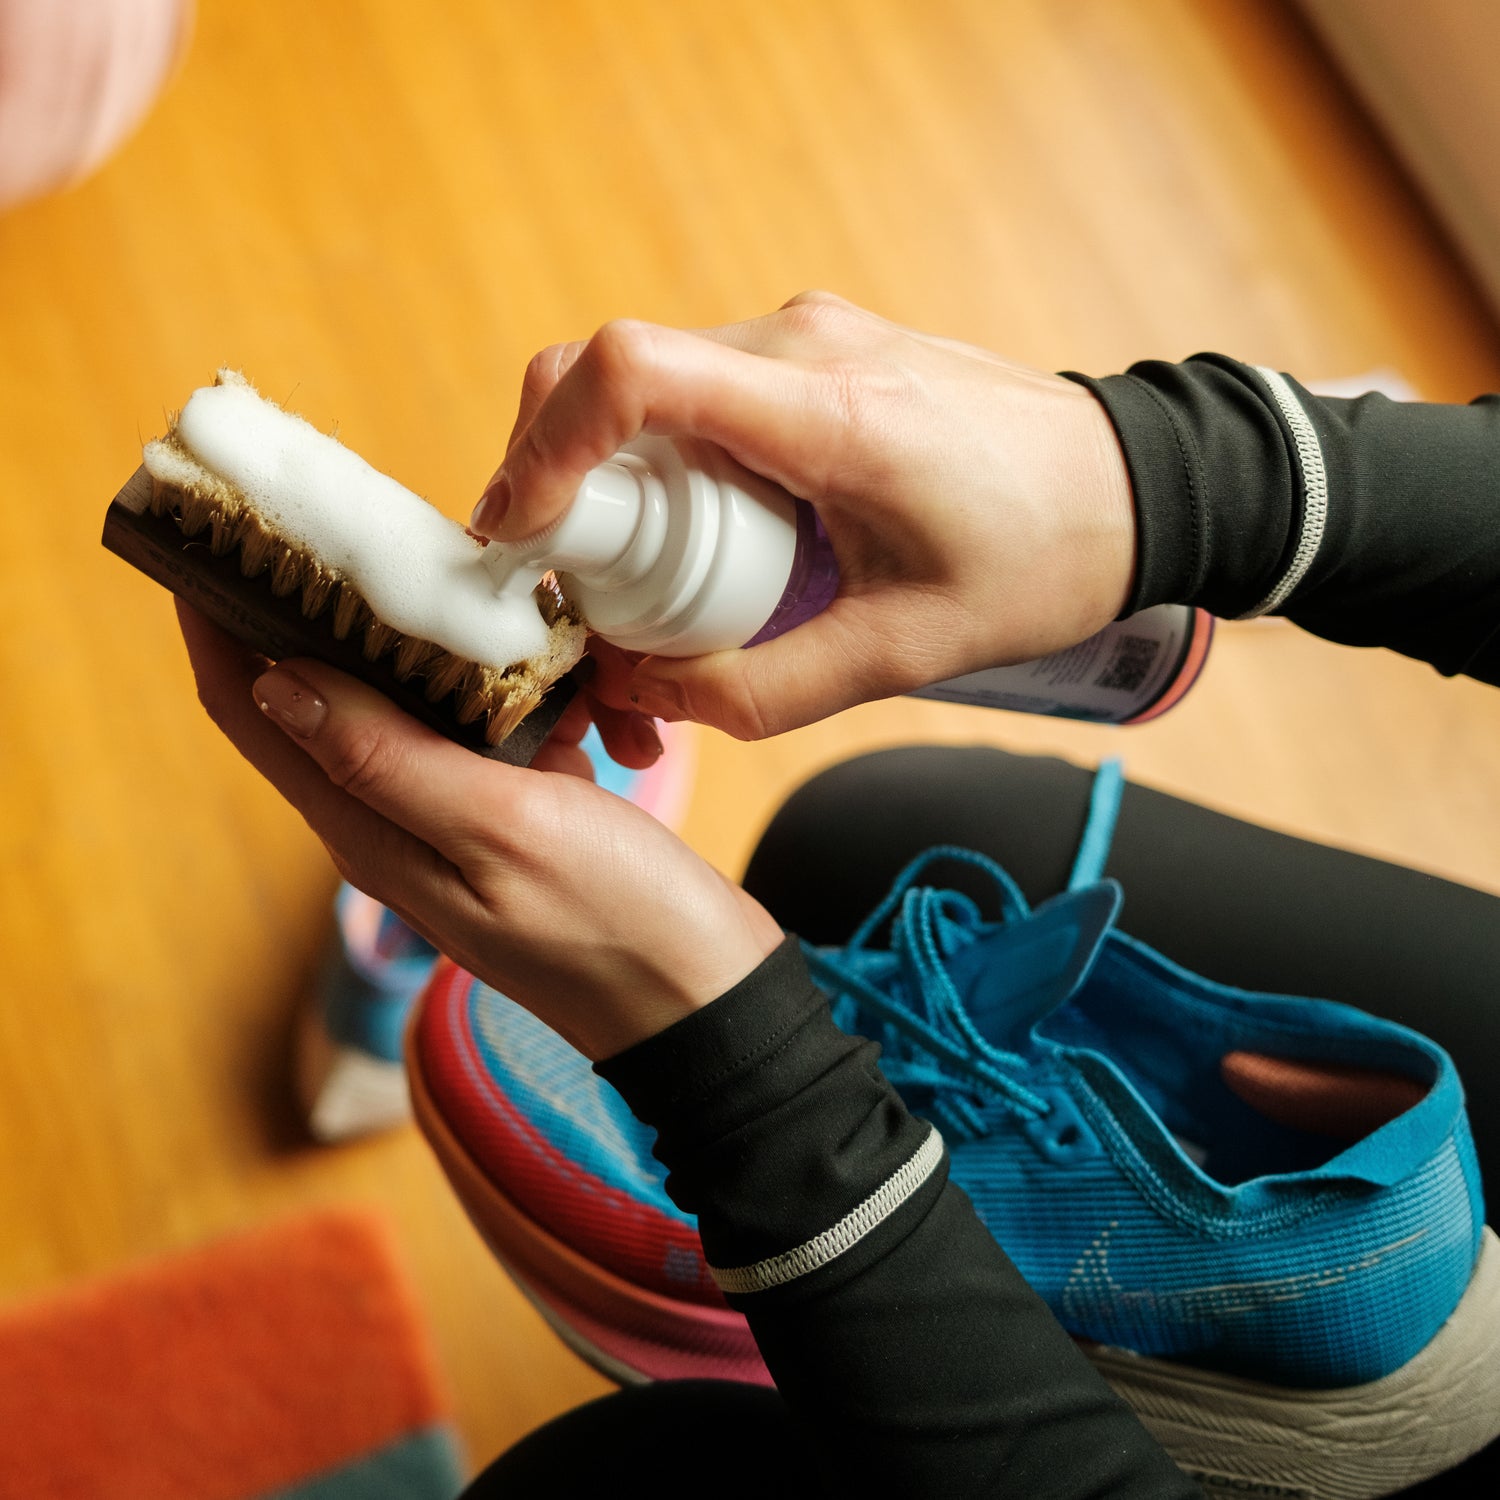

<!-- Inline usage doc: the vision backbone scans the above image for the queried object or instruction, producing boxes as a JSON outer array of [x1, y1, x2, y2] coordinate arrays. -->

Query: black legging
[[467, 748, 1500, 1497]]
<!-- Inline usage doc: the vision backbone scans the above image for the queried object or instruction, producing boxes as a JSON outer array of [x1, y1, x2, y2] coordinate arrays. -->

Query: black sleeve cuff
[[597, 937, 936, 1277], [1067, 358, 1500, 683], [1064, 359, 1301, 619]]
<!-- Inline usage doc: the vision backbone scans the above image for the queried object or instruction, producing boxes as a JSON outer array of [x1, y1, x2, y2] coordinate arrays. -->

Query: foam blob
[[165, 380, 552, 670]]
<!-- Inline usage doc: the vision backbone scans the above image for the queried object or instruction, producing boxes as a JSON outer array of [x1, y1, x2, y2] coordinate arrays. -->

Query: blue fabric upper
[[465, 982, 695, 1228]]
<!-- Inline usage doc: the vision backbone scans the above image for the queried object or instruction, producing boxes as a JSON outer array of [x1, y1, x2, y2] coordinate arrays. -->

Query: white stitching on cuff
[[708, 1126, 944, 1296], [1235, 366, 1330, 619]]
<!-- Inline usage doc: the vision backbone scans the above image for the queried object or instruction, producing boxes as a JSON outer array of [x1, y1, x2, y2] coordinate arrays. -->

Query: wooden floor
[[2, 0, 1498, 1472]]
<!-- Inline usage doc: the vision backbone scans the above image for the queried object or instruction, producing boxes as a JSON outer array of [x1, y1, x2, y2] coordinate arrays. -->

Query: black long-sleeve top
[[1074, 356, 1500, 682], [597, 356, 1500, 1498]]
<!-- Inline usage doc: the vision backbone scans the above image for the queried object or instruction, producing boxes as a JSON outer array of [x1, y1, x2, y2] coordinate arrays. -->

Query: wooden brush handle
[[102, 466, 578, 767]]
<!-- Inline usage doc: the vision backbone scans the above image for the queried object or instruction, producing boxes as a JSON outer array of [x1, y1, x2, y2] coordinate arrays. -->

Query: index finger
[[474, 319, 826, 545]]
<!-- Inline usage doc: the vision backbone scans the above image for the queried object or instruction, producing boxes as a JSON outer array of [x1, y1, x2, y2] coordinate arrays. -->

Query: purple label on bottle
[[744, 503, 841, 647]]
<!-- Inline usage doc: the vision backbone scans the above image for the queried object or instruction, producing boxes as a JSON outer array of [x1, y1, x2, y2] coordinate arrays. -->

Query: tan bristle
[[332, 583, 367, 640], [455, 686, 490, 725], [301, 574, 337, 619], [486, 687, 541, 744], [237, 528, 272, 576], [362, 621, 400, 661], [391, 636, 437, 677], [177, 494, 211, 537], [422, 655, 469, 702], [269, 545, 307, 596], [212, 513, 243, 556]]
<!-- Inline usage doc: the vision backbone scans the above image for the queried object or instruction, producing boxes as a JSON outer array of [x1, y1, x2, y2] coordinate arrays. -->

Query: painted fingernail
[[253, 668, 327, 738], [470, 471, 511, 535], [629, 715, 664, 762]]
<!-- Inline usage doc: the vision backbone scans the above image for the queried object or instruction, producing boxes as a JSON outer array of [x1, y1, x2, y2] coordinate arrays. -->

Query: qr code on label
[[1095, 634, 1159, 693]]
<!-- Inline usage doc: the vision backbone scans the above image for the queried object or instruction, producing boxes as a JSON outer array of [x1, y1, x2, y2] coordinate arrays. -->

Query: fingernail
[[254, 668, 327, 738], [629, 715, 664, 762], [470, 471, 511, 535]]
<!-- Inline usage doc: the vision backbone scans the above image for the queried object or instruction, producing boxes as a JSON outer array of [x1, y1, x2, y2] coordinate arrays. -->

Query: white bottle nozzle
[[504, 460, 648, 580], [480, 546, 547, 605]]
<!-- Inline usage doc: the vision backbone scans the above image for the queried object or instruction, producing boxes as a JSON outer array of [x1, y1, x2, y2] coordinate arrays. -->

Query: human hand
[[472, 291, 1136, 739], [176, 601, 784, 1061]]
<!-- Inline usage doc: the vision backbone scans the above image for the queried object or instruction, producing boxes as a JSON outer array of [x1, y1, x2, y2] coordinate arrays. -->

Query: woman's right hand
[[472, 291, 1138, 740]]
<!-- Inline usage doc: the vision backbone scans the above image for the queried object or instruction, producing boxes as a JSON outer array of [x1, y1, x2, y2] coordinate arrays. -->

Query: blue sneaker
[[803, 763, 1500, 1495]]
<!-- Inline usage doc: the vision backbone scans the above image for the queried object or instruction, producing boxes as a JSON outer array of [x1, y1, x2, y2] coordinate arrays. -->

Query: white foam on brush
[[149, 380, 552, 670]]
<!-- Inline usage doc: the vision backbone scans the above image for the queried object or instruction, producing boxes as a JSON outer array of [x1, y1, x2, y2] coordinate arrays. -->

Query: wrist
[[1072, 382, 1139, 622], [1059, 371, 1151, 618], [584, 907, 785, 1063]]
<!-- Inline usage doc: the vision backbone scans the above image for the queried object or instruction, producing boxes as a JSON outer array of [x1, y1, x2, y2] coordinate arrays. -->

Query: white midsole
[[1087, 1225, 1500, 1499]]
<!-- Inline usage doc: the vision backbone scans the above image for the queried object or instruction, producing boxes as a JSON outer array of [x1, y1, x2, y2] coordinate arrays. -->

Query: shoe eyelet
[[1025, 1090, 1096, 1163]]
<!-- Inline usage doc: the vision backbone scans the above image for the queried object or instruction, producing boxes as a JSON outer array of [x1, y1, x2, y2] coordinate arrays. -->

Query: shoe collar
[[1075, 934, 1467, 1193]]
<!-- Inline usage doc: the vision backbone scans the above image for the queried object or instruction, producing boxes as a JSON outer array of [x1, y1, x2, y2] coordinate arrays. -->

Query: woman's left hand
[[176, 601, 784, 1061]]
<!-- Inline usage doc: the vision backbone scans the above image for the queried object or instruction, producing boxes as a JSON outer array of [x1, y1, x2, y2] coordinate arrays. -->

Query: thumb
[[619, 608, 888, 739]]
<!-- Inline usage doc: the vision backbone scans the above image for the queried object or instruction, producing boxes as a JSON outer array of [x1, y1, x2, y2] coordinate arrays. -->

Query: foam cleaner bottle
[[486, 435, 1212, 724]]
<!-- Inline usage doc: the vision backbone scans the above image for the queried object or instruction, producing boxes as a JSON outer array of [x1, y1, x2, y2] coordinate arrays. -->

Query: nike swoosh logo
[[1061, 1222, 1428, 1327]]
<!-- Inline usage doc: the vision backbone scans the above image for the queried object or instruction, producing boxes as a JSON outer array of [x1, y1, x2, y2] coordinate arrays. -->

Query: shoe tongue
[[940, 882, 1120, 1050]]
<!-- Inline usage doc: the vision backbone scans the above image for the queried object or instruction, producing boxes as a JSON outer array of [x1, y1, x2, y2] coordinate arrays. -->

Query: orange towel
[[0, 1209, 460, 1500]]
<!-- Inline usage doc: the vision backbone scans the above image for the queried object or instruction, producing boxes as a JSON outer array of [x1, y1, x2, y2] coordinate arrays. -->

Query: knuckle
[[702, 678, 776, 742], [777, 291, 860, 345], [553, 338, 588, 383], [513, 405, 559, 475], [322, 724, 399, 801], [496, 782, 547, 848], [586, 318, 654, 391], [520, 344, 565, 403], [781, 287, 847, 314]]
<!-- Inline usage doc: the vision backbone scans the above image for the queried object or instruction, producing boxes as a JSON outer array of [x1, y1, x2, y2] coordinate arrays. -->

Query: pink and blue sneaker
[[407, 762, 1500, 1496]]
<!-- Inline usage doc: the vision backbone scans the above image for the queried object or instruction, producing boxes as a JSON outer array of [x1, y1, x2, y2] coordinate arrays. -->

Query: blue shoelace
[[801, 759, 1125, 1142]]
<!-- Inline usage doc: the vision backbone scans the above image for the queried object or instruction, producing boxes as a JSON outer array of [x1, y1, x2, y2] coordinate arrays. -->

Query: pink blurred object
[[0, 0, 191, 211]]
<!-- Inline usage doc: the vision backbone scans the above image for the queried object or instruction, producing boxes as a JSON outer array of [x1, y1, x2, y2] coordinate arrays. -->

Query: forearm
[[1070, 356, 1500, 684], [598, 939, 1198, 1499]]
